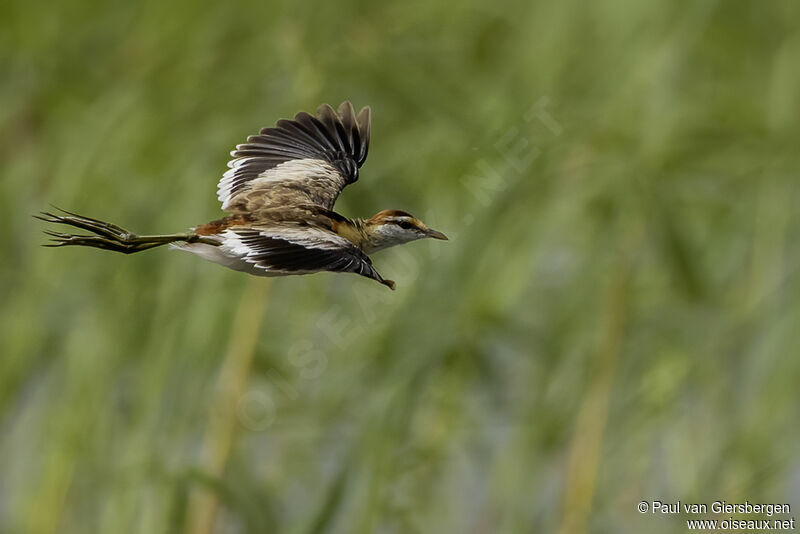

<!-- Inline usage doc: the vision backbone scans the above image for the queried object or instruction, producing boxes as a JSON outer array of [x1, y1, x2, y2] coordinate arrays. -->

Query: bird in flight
[[39, 102, 447, 289]]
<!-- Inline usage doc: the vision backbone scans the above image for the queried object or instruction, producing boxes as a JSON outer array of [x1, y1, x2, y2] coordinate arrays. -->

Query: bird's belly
[[171, 242, 282, 277]]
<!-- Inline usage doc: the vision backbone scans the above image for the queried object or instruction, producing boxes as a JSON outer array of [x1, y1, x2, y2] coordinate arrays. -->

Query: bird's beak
[[424, 228, 448, 240]]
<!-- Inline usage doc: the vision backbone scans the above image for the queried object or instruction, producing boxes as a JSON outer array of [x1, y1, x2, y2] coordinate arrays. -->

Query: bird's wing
[[219, 226, 390, 285], [218, 101, 371, 213]]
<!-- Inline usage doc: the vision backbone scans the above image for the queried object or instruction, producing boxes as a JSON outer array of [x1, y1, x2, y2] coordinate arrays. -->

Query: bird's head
[[362, 209, 448, 253]]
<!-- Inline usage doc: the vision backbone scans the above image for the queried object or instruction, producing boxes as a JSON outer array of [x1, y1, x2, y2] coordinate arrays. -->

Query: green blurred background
[[2, 0, 800, 532]]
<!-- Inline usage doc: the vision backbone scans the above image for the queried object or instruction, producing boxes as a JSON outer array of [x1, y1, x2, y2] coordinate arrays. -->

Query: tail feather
[[36, 208, 215, 254]]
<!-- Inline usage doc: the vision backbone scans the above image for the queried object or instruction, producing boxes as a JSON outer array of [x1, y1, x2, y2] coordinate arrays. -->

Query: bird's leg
[[36, 208, 218, 254]]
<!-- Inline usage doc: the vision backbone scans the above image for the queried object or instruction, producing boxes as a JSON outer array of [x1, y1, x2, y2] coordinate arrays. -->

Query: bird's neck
[[331, 217, 370, 251], [332, 217, 387, 254]]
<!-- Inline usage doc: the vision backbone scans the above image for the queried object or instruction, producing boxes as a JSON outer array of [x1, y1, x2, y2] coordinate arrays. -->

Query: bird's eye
[[397, 220, 415, 230]]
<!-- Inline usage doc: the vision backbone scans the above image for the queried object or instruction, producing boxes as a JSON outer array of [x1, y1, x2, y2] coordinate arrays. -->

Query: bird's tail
[[36, 208, 217, 254]]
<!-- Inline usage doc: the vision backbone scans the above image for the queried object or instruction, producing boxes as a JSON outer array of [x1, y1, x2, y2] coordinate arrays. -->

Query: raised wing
[[218, 101, 371, 213], [219, 227, 394, 288]]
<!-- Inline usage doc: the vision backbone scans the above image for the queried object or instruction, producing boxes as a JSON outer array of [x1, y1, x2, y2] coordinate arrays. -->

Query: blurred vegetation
[[2, 0, 800, 532]]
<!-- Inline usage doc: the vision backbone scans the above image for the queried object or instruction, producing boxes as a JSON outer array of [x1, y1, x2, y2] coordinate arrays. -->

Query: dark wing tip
[[355, 106, 371, 164], [291, 102, 371, 166], [356, 106, 371, 133], [336, 101, 357, 154], [313, 101, 371, 170], [337, 101, 355, 122], [315, 103, 337, 120]]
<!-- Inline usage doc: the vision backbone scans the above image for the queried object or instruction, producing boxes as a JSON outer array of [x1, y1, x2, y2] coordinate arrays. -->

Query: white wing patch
[[217, 158, 344, 211], [219, 226, 348, 255]]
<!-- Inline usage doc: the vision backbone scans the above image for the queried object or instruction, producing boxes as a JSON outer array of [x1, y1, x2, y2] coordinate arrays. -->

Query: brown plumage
[[39, 102, 447, 289]]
